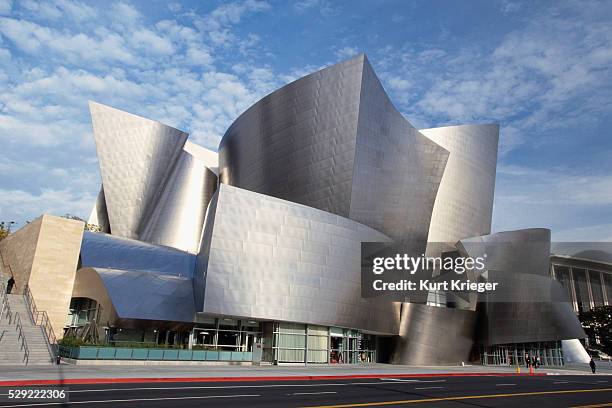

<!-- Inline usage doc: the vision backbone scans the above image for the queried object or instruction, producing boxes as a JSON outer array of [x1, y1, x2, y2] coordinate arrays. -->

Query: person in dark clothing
[[5, 277, 14, 294], [590, 358, 596, 374], [525, 354, 531, 367]]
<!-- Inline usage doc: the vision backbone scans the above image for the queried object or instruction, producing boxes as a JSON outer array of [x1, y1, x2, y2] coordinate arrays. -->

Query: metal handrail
[[2, 289, 12, 324], [24, 285, 57, 344], [23, 285, 57, 353], [13, 312, 30, 365]]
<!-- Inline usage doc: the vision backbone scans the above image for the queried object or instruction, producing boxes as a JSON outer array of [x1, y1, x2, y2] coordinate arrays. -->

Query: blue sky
[[0, 0, 611, 240]]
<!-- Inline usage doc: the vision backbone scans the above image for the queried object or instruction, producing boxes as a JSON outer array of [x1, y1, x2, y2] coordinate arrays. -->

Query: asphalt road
[[0, 375, 611, 407]]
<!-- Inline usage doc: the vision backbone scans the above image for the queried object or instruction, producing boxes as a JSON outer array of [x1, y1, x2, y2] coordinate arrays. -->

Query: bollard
[[529, 365, 534, 374], [516, 366, 521, 374]]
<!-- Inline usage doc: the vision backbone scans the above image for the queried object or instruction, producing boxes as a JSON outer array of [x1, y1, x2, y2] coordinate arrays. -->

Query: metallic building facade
[[196, 184, 399, 335], [219, 56, 364, 218], [219, 55, 449, 251], [458, 229, 585, 346], [391, 303, 477, 365], [89, 101, 189, 240], [420, 124, 499, 250], [140, 141, 218, 253], [61, 54, 586, 365]]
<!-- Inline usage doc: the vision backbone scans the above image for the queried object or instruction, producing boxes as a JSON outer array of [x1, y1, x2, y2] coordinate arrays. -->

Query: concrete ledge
[[61, 358, 253, 366]]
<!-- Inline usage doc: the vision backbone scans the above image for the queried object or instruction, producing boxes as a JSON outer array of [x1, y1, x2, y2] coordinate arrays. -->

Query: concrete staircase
[[0, 294, 55, 365]]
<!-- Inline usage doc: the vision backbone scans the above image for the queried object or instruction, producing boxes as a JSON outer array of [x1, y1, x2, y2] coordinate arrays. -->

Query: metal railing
[[1, 290, 30, 365], [13, 312, 30, 365], [1, 280, 11, 324], [23, 285, 57, 357]]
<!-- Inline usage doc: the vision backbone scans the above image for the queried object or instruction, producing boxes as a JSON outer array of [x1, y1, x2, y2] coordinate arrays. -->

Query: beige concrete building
[[0, 214, 84, 339]]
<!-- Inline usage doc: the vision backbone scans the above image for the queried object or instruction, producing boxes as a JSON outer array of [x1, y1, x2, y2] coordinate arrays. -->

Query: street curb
[[0, 372, 548, 386]]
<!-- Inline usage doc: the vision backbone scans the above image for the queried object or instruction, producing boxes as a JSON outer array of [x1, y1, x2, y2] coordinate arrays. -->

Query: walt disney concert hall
[[0, 54, 589, 366]]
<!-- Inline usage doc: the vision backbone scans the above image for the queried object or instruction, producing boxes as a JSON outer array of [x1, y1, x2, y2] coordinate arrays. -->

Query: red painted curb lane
[[0, 372, 547, 387]]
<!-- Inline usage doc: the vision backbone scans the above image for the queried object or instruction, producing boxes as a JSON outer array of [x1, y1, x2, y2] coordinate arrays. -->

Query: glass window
[[275, 323, 306, 363]]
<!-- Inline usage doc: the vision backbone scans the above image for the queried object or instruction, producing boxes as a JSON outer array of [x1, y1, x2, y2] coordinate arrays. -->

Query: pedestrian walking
[[525, 353, 530, 367], [590, 358, 596, 374], [6, 276, 14, 294]]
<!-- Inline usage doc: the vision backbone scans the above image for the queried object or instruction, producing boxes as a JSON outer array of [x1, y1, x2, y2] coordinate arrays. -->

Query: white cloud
[[335, 46, 359, 60], [387, 76, 411, 92], [197, 0, 270, 32], [0, 17, 137, 65], [500, 1, 521, 14], [293, 0, 337, 16], [110, 2, 141, 25], [0, 0, 12, 15], [185, 46, 213, 66], [20, 0, 96, 22], [294, 0, 318, 11], [167, 2, 181, 13], [0, 187, 95, 222], [492, 164, 612, 240], [553, 224, 612, 242], [131, 28, 174, 55]]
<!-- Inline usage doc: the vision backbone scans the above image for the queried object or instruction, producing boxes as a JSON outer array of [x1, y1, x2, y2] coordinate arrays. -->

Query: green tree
[[0, 222, 9, 241], [63, 214, 102, 233], [579, 306, 612, 356]]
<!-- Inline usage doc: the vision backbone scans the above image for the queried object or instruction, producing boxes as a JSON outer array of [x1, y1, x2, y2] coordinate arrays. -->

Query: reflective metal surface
[[420, 124, 499, 255], [196, 184, 399, 335], [459, 229, 585, 345], [220, 55, 448, 254], [140, 141, 218, 253], [74, 56, 588, 365], [73, 267, 195, 328], [80, 231, 195, 278], [349, 59, 448, 251], [89, 101, 188, 240], [391, 303, 477, 365], [88, 185, 111, 233], [219, 55, 364, 217]]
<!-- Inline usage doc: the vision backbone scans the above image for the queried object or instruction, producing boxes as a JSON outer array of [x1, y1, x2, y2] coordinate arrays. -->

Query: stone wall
[[0, 214, 84, 339]]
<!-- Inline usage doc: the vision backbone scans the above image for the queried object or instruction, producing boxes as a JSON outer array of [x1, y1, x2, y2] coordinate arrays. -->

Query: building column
[[188, 330, 194, 350], [601, 272, 609, 305]]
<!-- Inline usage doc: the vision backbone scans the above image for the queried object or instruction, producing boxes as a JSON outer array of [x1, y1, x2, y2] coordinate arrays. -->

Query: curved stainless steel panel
[[197, 184, 399, 335], [80, 231, 195, 278], [139, 142, 218, 253], [87, 185, 111, 233], [219, 55, 448, 255], [459, 229, 586, 345], [219, 55, 365, 218], [74, 267, 195, 326], [89, 101, 188, 240], [349, 59, 448, 249], [420, 124, 499, 254], [391, 303, 477, 365]]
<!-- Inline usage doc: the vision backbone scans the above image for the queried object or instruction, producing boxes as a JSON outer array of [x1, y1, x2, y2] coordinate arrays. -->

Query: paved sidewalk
[[0, 362, 609, 382]]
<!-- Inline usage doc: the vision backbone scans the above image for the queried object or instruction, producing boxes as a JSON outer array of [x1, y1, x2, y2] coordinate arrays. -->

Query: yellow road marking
[[570, 403, 612, 408], [302, 387, 612, 407]]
